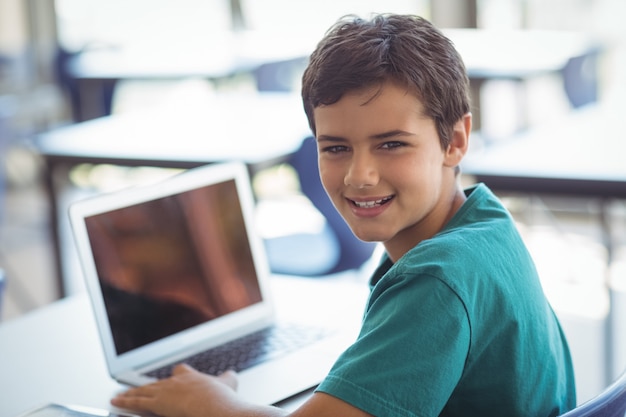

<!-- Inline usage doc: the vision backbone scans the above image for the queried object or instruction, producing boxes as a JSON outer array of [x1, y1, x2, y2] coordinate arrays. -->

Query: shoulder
[[367, 255, 470, 334], [413, 183, 533, 281]]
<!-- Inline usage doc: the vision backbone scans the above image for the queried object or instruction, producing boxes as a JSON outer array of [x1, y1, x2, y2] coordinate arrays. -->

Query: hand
[[111, 363, 239, 417]]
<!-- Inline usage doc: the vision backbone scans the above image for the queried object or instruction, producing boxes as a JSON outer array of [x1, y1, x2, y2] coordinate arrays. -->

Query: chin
[[350, 228, 391, 243]]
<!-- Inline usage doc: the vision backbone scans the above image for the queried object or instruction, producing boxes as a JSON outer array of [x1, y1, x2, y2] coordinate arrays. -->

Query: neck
[[384, 184, 466, 263]]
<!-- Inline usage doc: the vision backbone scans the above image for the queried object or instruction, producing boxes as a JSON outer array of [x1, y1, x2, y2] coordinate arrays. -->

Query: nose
[[344, 152, 378, 189]]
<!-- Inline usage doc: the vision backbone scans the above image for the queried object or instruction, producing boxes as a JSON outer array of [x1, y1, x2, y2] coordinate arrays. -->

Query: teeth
[[353, 197, 391, 208]]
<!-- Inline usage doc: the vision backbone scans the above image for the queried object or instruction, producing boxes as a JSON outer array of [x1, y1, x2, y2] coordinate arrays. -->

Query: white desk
[[0, 273, 370, 417], [66, 31, 318, 81], [462, 103, 626, 199], [37, 92, 311, 169]]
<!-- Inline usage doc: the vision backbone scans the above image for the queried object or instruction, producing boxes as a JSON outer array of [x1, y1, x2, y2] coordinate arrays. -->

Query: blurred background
[[1, 0, 625, 405]]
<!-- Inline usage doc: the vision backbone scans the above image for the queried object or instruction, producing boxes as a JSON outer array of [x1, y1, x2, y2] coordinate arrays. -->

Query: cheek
[[318, 162, 341, 192], [388, 160, 439, 195]]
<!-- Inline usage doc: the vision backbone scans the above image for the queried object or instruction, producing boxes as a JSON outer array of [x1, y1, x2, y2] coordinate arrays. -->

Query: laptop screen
[[83, 179, 262, 355]]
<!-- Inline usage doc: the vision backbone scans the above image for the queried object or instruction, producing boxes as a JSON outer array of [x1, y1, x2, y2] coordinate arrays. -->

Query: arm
[[110, 364, 372, 417]]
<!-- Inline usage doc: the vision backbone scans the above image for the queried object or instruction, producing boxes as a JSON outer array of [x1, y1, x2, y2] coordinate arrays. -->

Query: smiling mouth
[[351, 196, 394, 208]]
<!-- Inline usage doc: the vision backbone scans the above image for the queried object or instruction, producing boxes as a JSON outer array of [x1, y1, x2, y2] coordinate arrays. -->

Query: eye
[[320, 145, 350, 154], [380, 141, 405, 150]]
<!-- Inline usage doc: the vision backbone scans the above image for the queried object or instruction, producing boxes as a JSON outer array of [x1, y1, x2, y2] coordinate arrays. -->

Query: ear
[[444, 112, 472, 168]]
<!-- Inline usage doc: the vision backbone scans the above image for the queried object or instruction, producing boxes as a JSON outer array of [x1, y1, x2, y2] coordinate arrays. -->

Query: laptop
[[69, 161, 350, 405]]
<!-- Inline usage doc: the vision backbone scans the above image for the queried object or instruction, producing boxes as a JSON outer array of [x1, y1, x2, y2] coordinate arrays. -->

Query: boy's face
[[313, 81, 468, 261]]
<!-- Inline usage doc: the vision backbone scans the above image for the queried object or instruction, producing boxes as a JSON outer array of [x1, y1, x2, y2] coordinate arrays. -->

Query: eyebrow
[[317, 129, 415, 142], [371, 129, 415, 140]]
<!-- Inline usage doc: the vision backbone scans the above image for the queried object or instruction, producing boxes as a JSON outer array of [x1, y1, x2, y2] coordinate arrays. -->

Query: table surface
[[462, 103, 626, 198], [66, 30, 319, 80], [0, 273, 370, 417], [37, 92, 312, 169], [447, 28, 598, 79]]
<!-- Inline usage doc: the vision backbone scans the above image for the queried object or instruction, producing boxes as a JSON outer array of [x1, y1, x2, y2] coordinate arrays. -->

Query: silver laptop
[[69, 161, 347, 405]]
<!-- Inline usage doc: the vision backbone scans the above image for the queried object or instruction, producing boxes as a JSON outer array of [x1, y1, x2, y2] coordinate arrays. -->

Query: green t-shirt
[[316, 184, 576, 417]]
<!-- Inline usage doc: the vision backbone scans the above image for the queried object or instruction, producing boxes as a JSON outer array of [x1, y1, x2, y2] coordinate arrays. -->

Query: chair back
[[561, 48, 600, 109], [253, 56, 308, 92], [558, 369, 626, 416]]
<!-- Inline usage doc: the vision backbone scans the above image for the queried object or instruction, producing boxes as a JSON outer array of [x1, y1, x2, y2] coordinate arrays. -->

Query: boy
[[112, 13, 576, 417]]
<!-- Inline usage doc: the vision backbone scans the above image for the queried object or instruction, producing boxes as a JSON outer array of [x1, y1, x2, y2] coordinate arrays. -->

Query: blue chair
[[561, 47, 601, 109], [54, 46, 118, 122], [559, 369, 626, 416], [265, 137, 377, 276], [253, 56, 308, 92]]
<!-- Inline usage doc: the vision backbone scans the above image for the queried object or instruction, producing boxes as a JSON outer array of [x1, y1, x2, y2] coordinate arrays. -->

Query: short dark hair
[[301, 14, 471, 149]]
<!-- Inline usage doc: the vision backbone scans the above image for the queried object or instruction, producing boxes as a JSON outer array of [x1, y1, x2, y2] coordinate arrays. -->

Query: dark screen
[[84, 179, 262, 355]]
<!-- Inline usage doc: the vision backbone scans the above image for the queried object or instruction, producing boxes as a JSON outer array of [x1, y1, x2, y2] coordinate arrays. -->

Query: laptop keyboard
[[145, 323, 330, 379]]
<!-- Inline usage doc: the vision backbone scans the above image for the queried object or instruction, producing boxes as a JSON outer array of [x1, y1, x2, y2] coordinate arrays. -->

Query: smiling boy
[[112, 13, 576, 417], [313, 81, 469, 262]]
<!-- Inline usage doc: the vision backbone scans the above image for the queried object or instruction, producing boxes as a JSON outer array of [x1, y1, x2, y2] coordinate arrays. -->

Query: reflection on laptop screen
[[83, 179, 262, 355]]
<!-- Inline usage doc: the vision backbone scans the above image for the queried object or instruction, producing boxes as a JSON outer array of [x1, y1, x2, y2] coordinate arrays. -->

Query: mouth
[[349, 195, 394, 208]]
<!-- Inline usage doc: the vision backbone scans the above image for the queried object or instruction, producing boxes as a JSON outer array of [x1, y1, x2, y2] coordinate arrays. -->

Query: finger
[[113, 383, 159, 401], [111, 394, 156, 412], [172, 363, 196, 375], [218, 369, 239, 390]]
